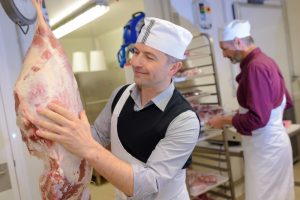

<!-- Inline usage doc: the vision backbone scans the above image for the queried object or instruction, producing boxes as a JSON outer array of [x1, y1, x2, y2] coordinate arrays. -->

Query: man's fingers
[[36, 130, 61, 142], [80, 110, 89, 124], [48, 102, 78, 121], [37, 106, 72, 127], [33, 117, 66, 135]]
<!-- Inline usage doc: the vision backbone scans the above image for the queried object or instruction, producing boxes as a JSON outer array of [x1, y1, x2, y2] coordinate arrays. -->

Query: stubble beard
[[230, 52, 243, 64]]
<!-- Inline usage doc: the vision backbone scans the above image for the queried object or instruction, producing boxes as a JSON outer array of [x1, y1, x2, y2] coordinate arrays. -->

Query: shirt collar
[[130, 82, 175, 111], [240, 47, 261, 70]]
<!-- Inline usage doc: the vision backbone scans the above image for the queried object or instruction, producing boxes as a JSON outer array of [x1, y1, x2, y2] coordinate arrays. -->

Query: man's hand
[[33, 102, 134, 196], [34, 102, 98, 158], [207, 115, 232, 129]]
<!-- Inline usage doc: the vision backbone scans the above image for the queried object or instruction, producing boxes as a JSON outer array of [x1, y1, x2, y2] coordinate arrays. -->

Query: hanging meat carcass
[[13, 0, 92, 199]]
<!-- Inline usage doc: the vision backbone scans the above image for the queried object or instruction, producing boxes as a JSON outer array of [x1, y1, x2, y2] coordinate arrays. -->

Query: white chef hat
[[136, 17, 193, 59], [222, 20, 251, 41]]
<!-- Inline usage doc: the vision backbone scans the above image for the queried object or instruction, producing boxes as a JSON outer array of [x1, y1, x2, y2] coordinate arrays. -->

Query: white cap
[[222, 20, 251, 41], [136, 17, 193, 59]]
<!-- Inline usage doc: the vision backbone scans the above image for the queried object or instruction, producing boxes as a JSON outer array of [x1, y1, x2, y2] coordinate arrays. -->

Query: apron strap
[[113, 83, 135, 117]]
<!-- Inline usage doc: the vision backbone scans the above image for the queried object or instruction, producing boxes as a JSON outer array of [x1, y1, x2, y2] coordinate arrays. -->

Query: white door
[[0, 89, 20, 200]]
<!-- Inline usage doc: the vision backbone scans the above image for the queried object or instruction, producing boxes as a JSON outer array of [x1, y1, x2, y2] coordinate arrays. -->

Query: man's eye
[[146, 55, 155, 60], [131, 48, 139, 54]]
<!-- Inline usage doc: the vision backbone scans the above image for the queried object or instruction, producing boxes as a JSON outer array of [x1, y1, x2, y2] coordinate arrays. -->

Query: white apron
[[240, 96, 295, 200], [110, 84, 189, 200]]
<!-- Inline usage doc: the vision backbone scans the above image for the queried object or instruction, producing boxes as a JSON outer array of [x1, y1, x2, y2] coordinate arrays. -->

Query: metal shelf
[[174, 72, 215, 83], [175, 33, 221, 105], [190, 131, 236, 200], [188, 170, 229, 197], [178, 33, 234, 199]]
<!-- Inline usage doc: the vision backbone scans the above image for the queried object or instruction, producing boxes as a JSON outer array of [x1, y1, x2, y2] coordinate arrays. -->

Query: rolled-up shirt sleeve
[[128, 110, 199, 199]]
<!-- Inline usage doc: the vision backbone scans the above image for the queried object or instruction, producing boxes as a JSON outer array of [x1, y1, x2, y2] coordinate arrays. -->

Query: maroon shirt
[[232, 48, 293, 136]]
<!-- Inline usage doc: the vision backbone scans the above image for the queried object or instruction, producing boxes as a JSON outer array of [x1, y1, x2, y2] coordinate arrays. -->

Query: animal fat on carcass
[[13, 0, 92, 199]]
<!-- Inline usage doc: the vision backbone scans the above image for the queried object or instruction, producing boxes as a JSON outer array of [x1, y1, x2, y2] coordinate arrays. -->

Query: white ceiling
[[44, 0, 144, 38]]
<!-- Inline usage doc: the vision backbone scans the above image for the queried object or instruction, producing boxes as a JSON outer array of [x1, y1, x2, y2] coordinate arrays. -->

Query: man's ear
[[233, 38, 242, 49], [169, 62, 182, 76]]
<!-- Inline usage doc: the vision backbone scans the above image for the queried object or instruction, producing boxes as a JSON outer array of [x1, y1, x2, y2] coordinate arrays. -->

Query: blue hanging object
[[118, 12, 145, 68]]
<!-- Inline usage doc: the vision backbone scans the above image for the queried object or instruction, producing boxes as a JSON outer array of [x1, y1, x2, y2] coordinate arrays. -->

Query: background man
[[208, 20, 295, 200]]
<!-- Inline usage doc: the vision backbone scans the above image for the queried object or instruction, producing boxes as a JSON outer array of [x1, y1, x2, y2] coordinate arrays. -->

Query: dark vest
[[112, 85, 199, 168]]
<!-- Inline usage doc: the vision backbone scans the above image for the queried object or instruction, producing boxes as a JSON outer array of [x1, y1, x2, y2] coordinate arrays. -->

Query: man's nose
[[131, 54, 144, 66]]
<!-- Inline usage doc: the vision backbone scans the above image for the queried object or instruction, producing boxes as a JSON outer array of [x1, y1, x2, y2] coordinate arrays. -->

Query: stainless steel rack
[[175, 33, 221, 106], [178, 33, 235, 199]]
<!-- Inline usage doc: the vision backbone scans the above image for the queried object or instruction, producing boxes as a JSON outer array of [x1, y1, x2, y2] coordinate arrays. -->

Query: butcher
[[34, 17, 200, 199], [208, 20, 295, 200]]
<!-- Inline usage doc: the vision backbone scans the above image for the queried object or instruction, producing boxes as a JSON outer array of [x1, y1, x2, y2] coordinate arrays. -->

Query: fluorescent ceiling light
[[49, 0, 90, 27], [51, 1, 109, 39]]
